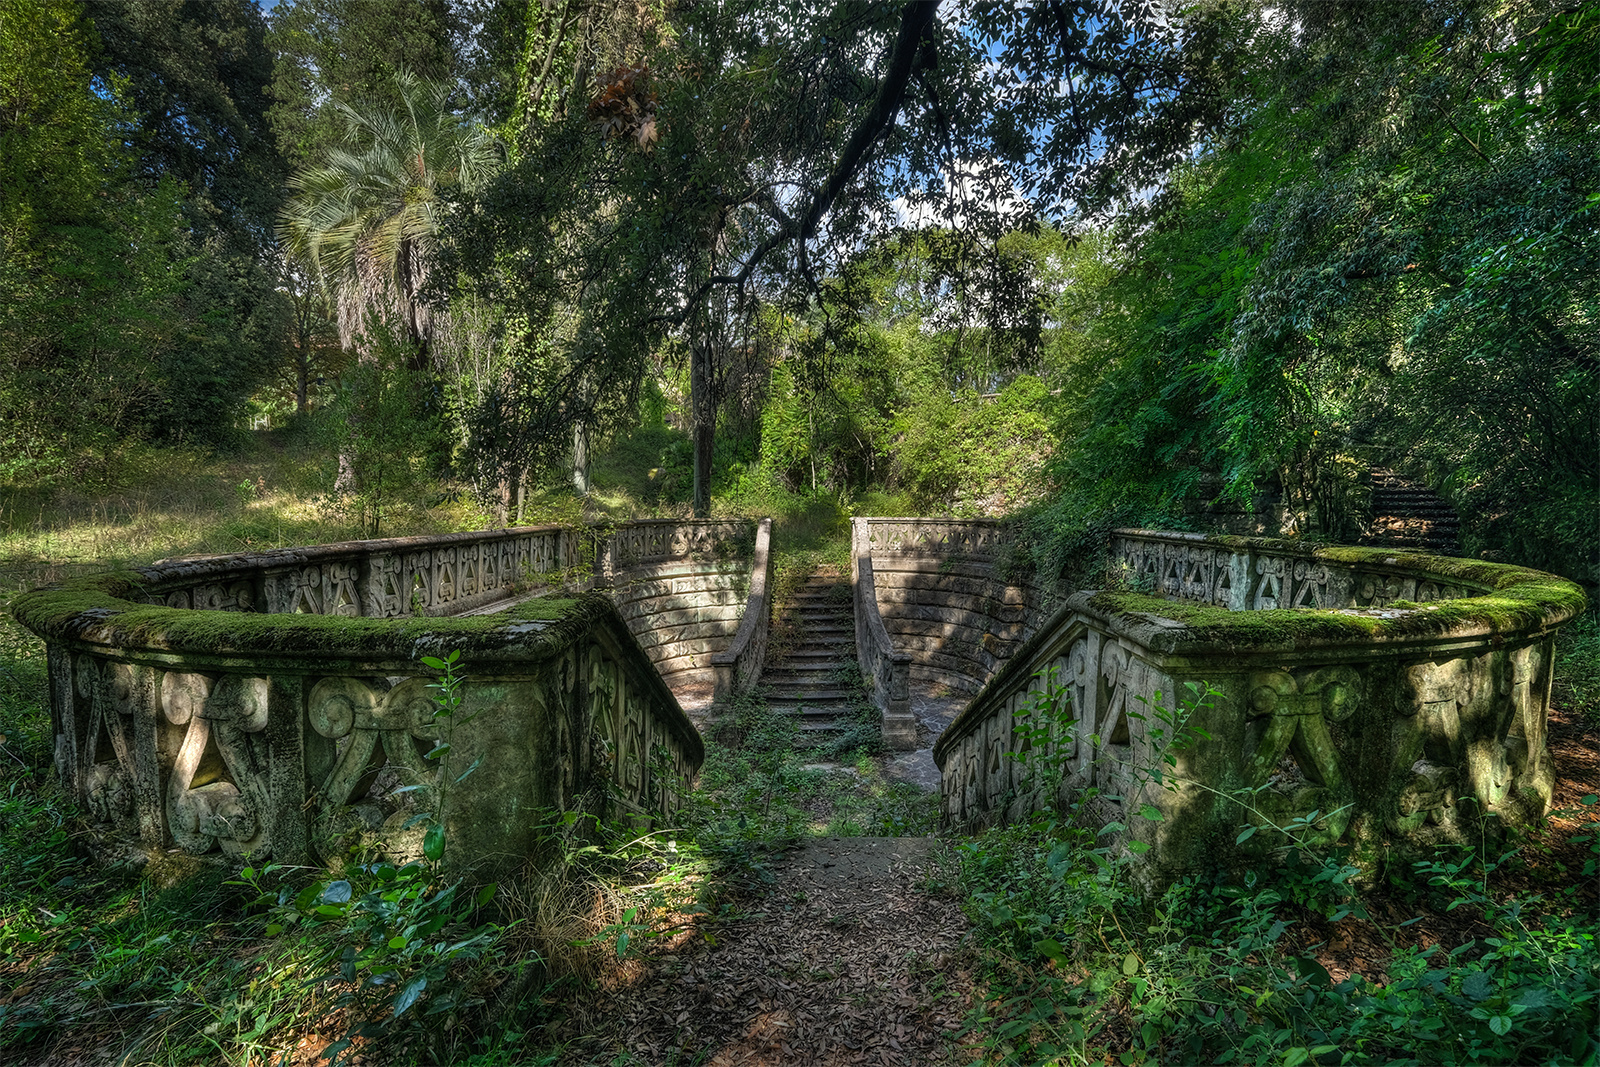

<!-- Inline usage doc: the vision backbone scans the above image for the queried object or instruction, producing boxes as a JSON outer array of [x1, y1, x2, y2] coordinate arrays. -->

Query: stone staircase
[[1361, 468, 1462, 554], [759, 569, 860, 735]]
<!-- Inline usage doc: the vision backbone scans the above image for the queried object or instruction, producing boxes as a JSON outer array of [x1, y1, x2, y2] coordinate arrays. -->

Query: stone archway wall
[[853, 518, 1042, 694], [9, 520, 765, 876], [852, 518, 1042, 748], [931, 529, 1588, 888]]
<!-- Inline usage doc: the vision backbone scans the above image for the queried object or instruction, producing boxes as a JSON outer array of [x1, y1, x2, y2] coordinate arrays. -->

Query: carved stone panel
[[307, 676, 441, 862], [323, 561, 361, 617], [74, 656, 138, 828], [1239, 666, 1359, 845], [192, 580, 255, 612], [165, 673, 273, 857]]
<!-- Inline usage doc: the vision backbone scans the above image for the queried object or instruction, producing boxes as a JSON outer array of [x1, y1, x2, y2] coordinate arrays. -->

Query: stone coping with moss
[[934, 530, 1586, 770], [7, 522, 735, 764]]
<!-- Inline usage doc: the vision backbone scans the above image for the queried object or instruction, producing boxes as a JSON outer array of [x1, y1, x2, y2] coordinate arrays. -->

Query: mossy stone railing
[[10, 523, 743, 876], [711, 518, 773, 702], [933, 530, 1586, 887]]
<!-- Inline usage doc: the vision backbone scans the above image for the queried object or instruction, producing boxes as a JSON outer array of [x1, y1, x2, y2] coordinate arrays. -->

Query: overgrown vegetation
[[3, 0, 1596, 1062], [953, 681, 1600, 1066]]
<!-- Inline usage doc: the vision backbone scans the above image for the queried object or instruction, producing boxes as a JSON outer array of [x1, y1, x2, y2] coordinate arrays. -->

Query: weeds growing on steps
[[953, 676, 1600, 1066], [688, 690, 938, 878]]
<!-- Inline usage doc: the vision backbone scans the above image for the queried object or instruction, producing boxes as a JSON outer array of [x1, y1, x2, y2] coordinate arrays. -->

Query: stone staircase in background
[[1360, 468, 1462, 554], [759, 569, 860, 735]]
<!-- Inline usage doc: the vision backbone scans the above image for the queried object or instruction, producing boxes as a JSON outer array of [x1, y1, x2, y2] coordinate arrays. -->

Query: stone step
[[797, 720, 848, 733], [760, 686, 859, 703], [1371, 512, 1459, 524], [759, 568, 858, 731], [782, 619, 853, 633], [767, 703, 854, 722], [1360, 468, 1461, 554], [780, 616, 854, 630], [762, 670, 852, 686], [787, 602, 853, 615], [761, 668, 851, 684], [1373, 502, 1458, 515], [772, 639, 855, 655]]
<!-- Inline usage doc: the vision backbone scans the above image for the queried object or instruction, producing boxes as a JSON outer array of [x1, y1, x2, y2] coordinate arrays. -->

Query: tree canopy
[[0, 0, 1591, 581]]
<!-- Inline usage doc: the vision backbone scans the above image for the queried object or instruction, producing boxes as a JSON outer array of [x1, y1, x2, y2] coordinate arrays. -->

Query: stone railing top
[[933, 530, 1586, 768], [128, 525, 579, 589], [858, 517, 1017, 558]]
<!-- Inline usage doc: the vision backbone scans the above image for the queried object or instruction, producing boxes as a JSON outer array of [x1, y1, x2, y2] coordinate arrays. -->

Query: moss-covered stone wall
[[10, 521, 746, 876], [934, 530, 1587, 889]]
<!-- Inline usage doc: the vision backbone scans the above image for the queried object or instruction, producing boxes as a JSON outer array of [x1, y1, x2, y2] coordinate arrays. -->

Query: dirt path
[[550, 837, 975, 1066]]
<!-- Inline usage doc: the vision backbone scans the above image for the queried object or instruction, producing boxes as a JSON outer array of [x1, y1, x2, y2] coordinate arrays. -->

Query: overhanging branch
[[656, 0, 940, 323]]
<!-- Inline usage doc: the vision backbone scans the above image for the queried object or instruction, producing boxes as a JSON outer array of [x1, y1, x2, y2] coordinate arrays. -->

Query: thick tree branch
[[662, 0, 940, 319]]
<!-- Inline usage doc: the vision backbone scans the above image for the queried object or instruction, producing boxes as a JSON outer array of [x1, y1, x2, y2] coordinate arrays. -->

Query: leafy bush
[[956, 676, 1600, 1066]]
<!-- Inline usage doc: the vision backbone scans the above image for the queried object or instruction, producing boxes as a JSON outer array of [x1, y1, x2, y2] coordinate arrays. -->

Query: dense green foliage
[[1, 0, 288, 479], [955, 681, 1599, 1065], [6, 0, 1592, 577], [1040, 1, 1599, 584]]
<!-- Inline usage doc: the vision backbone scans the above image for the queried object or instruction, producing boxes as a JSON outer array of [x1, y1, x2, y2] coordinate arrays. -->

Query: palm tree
[[279, 70, 501, 368]]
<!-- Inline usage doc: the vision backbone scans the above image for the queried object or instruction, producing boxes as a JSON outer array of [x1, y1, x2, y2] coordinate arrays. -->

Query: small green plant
[[236, 650, 500, 1063]]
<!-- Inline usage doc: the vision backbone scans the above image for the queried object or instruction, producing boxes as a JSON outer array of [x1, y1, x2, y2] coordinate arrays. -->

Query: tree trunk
[[295, 347, 309, 416], [690, 336, 715, 517], [572, 418, 590, 495]]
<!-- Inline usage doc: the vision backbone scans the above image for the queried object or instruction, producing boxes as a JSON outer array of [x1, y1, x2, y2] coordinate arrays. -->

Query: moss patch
[[1087, 581, 1584, 647], [9, 577, 598, 661], [1085, 591, 1385, 645]]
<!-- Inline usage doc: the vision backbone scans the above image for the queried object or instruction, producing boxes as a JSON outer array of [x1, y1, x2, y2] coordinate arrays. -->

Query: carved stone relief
[[307, 676, 441, 861], [192, 580, 255, 612], [1240, 667, 1359, 843], [75, 656, 137, 826], [164, 672, 272, 857]]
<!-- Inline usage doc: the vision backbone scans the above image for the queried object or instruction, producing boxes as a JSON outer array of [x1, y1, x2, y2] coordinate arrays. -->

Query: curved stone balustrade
[[9, 521, 758, 875], [934, 530, 1587, 887], [853, 517, 1041, 697], [597, 519, 761, 701], [711, 518, 773, 703]]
